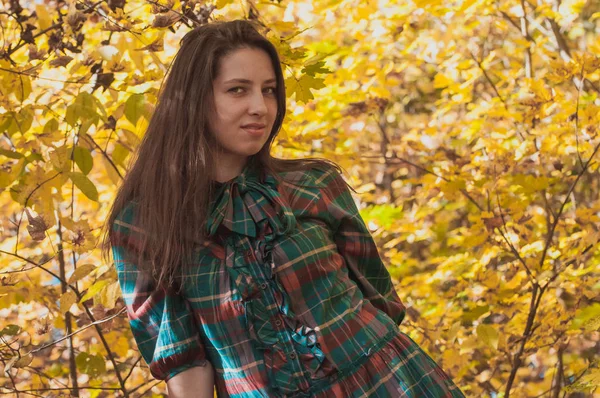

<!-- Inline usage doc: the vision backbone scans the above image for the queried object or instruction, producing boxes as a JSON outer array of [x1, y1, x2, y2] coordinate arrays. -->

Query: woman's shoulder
[[112, 200, 144, 237], [275, 161, 343, 190]]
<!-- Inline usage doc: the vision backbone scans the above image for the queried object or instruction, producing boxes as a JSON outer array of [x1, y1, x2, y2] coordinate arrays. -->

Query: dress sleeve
[[322, 168, 406, 326], [110, 204, 208, 381]]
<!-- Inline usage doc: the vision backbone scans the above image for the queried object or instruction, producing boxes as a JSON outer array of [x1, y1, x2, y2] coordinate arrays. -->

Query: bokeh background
[[1, 0, 599, 396]]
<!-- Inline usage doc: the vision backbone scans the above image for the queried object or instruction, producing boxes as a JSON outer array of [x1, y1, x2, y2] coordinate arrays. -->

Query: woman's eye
[[228, 87, 276, 94]]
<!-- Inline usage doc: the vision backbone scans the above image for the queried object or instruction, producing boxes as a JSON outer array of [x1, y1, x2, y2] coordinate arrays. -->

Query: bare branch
[[26, 308, 127, 355]]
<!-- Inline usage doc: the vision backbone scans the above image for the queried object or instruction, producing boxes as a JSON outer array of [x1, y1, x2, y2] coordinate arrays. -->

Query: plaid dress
[[111, 163, 464, 397]]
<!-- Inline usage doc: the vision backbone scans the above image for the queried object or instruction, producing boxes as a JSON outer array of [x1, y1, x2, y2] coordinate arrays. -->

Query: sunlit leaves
[[61, 217, 96, 253], [285, 74, 326, 103], [98, 281, 121, 309], [0, 109, 34, 137], [67, 264, 97, 284], [60, 291, 78, 314], [571, 303, 600, 331], [65, 92, 101, 129], [68, 172, 99, 202], [476, 324, 499, 350], [73, 147, 94, 175], [0, 0, 598, 395], [124, 93, 148, 125], [75, 352, 106, 378], [80, 280, 111, 303], [0, 62, 32, 103]]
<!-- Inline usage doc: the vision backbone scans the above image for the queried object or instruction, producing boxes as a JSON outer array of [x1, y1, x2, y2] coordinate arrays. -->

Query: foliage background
[[1, 0, 599, 396]]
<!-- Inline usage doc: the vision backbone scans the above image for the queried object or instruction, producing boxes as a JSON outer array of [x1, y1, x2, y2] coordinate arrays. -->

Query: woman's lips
[[242, 126, 266, 136]]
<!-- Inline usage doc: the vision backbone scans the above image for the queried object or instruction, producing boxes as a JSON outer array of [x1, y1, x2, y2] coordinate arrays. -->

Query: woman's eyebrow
[[223, 78, 277, 84]]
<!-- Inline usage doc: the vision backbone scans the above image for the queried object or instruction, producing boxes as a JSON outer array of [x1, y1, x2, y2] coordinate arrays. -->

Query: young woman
[[103, 19, 464, 398]]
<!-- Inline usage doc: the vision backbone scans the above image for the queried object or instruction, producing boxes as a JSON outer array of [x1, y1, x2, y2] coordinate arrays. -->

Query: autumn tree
[[1, 0, 599, 397]]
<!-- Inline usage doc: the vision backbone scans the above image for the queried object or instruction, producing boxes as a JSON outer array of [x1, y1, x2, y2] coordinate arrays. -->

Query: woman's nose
[[248, 90, 268, 115]]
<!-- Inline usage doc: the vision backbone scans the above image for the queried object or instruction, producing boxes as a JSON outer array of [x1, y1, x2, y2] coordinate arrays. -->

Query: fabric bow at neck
[[205, 164, 296, 239]]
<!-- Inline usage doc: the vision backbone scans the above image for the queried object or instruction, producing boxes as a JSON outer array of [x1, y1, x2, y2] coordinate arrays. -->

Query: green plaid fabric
[[111, 163, 464, 397]]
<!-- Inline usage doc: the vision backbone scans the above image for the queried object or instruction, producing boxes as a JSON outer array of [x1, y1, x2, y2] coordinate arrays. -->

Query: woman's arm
[[323, 168, 406, 326], [111, 204, 210, 383], [167, 362, 215, 398]]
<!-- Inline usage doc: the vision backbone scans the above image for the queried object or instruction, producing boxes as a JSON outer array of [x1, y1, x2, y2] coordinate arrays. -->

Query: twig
[[9, 172, 61, 254], [26, 308, 126, 355], [505, 284, 545, 397], [551, 345, 565, 398], [81, 133, 123, 180], [495, 192, 536, 283], [55, 217, 79, 397], [539, 140, 600, 269]]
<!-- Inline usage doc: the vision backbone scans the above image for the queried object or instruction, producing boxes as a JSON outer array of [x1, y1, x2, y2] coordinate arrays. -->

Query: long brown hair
[[101, 19, 351, 291]]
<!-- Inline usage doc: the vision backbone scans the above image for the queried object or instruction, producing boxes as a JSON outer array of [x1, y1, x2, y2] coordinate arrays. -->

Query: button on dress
[[111, 163, 465, 397]]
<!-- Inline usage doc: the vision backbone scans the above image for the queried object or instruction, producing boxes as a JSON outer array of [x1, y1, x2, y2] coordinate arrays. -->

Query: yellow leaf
[[434, 73, 453, 89], [15, 352, 34, 368], [114, 336, 130, 357], [102, 156, 122, 186], [35, 5, 52, 30], [528, 79, 552, 102], [285, 74, 326, 103], [481, 271, 500, 289], [67, 264, 96, 284], [440, 179, 466, 195], [60, 291, 78, 314], [215, 0, 234, 9], [446, 322, 461, 344], [476, 324, 499, 350], [99, 281, 121, 310], [80, 280, 111, 303], [49, 146, 72, 172]]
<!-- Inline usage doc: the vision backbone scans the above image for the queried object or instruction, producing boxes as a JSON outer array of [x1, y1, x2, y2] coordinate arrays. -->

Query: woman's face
[[209, 47, 278, 169]]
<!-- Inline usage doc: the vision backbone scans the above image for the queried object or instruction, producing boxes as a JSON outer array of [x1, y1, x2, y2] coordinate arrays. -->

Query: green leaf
[[476, 324, 499, 350], [73, 147, 93, 175], [0, 148, 24, 159], [564, 369, 600, 393], [66, 92, 98, 127], [12, 74, 32, 102], [125, 93, 146, 125], [0, 324, 21, 336], [92, 95, 108, 121], [26, 152, 44, 162], [301, 60, 331, 76], [112, 143, 130, 167], [75, 352, 106, 378], [461, 305, 489, 322], [361, 204, 404, 229], [285, 74, 326, 103], [15, 352, 33, 368], [43, 118, 59, 134], [571, 303, 600, 331], [68, 172, 99, 201], [4, 109, 34, 137]]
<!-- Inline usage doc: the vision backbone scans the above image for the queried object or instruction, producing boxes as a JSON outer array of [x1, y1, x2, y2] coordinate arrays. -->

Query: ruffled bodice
[[205, 162, 335, 396]]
